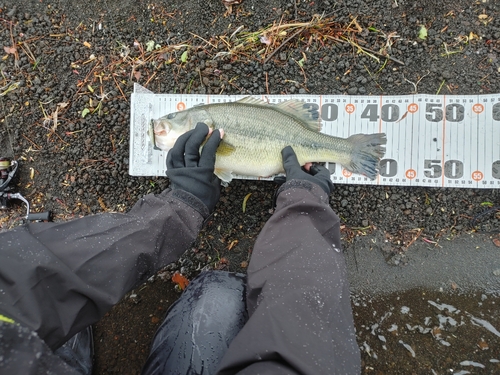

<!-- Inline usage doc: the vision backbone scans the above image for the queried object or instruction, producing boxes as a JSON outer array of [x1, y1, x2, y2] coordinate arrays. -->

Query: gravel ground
[[1, 0, 500, 374]]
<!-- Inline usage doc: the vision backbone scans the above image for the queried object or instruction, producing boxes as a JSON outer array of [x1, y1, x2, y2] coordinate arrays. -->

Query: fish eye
[[167, 113, 176, 119]]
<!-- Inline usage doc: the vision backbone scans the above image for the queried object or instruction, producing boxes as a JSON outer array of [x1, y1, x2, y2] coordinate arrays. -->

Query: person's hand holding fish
[[281, 146, 334, 195], [166, 122, 223, 213]]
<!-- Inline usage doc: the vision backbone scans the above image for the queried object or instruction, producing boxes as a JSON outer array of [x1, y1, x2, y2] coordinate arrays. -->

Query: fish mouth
[[148, 119, 162, 150], [153, 129, 168, 137]]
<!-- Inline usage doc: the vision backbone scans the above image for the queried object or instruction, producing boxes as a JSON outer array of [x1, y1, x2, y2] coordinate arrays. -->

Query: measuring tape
[[130, 84, 500, 189]]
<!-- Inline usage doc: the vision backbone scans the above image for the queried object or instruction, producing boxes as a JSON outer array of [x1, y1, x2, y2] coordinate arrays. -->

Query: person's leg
[[53, 326, 94, 375], [142, 271, 247, 375]]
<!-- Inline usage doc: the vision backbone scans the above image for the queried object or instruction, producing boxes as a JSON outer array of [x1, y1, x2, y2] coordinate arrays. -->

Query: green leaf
[[181, 50, 189, 63], [81, 108, 90, 118], [480, 201, 494, 207], [242, 193, 252, 213], [418, 25, 428, 40], [146, 40, 155, 52]]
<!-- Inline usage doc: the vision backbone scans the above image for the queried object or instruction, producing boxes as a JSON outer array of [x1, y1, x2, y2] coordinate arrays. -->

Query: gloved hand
[[281, 146, 334, 195], [166, 122, 222, 212]]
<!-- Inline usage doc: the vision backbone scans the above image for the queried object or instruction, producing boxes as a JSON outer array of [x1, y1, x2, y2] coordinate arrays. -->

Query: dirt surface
[[1, 0, 500, 374]]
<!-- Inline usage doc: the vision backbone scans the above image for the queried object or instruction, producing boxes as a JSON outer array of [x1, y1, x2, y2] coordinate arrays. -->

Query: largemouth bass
[[151, 97, 387, 183]]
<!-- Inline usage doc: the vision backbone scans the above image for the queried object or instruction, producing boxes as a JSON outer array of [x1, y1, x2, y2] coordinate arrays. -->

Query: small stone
[[442, 70, 453, 79]]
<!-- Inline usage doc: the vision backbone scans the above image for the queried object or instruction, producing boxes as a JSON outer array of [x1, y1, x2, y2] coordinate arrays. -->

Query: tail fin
[[346, 133, 387, 180]]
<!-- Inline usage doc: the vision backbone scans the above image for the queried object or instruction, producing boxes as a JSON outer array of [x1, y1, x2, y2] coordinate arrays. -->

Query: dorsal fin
[[236, 97, 266, 105], [236, 97, 322, 132]]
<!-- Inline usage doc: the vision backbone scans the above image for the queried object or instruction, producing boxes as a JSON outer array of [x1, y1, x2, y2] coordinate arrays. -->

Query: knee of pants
[[142, 270, 248, 375]]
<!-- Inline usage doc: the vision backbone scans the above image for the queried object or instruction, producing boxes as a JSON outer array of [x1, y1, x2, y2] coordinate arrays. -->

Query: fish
[[151, 97, 387, 183]]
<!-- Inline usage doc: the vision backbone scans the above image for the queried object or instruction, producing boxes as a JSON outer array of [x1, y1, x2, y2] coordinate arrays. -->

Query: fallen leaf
[[146, 40, 155, 52], [228, 239, 238, 251], [134, 70, 141, 81], [242, 193, 252, 213], [81, 108, 90, 118], [98, 197, 107, 210], [477, 339, 489, 350], [469, 32, 479, 41], [478, 14, 488, 20], [180, 50, 188, 63], [431, 327, 442, 339], [260, 35, 272, 45], [3, 46, 16, 54], [418, 25, 428, 40], [83, 41, 92, 48], [493, 237, 500, 247], [172, 272, 189, 290]]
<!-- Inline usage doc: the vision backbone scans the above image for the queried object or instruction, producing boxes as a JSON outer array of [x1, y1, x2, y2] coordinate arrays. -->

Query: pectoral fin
[[216, 140, 236, 156], [214, 140, 236, 184]]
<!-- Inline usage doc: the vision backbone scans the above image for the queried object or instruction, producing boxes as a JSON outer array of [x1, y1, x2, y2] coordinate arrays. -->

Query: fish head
[[151, 110, 194, 150], [151, 108, 213, 151]]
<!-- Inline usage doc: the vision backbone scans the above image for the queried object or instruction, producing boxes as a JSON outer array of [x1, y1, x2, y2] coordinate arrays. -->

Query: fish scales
[[151, 97, 387, 183]]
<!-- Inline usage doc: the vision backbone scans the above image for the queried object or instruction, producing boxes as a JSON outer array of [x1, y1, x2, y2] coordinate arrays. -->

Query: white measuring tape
[[130, 84, 500, 189]]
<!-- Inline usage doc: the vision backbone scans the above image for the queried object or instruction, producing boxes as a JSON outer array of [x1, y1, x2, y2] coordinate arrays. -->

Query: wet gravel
[[0, 0, 499, 374]]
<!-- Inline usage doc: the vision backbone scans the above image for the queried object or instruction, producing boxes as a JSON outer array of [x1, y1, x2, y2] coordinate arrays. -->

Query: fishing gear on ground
[[0, 157, 51, 222]]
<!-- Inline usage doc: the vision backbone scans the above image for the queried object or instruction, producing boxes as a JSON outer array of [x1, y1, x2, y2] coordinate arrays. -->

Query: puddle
[[352, 289, 500, 374], [345, 231, 500, 373]]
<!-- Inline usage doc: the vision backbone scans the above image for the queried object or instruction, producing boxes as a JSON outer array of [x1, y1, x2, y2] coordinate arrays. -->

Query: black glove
[[281, 146, 334, 195], [166, 122, 222, 212]]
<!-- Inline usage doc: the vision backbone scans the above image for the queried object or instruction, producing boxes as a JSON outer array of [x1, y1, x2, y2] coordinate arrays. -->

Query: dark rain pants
[[0, 181, 360, 374]]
